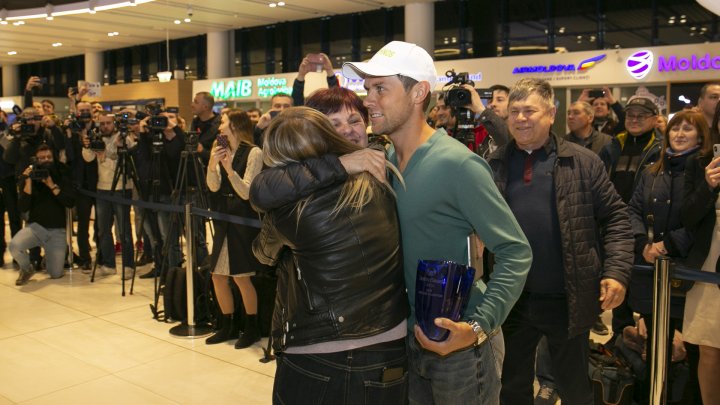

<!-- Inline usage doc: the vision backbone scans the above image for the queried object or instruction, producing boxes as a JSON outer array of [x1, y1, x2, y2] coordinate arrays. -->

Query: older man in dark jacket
[[487, 78, 633, 405]]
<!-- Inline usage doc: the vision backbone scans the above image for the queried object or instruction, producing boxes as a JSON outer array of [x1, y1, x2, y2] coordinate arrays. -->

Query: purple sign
[[658, 54, 720, 72], [626, 50, 654, 80]]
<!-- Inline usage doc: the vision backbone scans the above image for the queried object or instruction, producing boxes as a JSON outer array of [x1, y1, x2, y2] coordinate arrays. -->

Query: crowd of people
[[2, 41, 720, 405]]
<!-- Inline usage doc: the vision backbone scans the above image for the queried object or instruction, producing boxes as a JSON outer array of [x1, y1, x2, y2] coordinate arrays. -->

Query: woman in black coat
[[628, 110, 708, 403]]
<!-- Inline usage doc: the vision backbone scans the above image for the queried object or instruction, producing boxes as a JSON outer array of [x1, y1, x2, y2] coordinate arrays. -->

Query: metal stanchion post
[[170, 203, 212, 338], [650, 256, 671, 405], [66, 208, 73, 271]]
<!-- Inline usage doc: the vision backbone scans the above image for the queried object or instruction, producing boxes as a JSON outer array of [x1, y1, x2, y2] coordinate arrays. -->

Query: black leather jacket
[[251, 168, 409, 351]]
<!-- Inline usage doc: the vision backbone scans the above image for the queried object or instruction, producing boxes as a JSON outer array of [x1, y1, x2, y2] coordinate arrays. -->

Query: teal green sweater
[[389, 130, 532, 333]]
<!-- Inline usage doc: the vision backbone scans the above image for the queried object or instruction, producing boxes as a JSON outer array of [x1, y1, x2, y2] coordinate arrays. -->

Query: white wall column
[[404, 2, 435, 58], [2, 64, 19, 97], [84, 51, 104, 84], [207, 30, 232, 79]]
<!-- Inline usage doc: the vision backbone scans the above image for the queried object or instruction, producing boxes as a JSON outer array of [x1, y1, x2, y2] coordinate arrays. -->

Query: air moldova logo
[[626, 50, 654, 80], [512, 53, 606, 74], [577, 54, 606, 71]]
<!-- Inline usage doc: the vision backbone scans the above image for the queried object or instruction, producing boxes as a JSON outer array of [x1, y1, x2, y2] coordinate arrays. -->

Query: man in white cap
[[341, 41, 532, 404], [249, 41, 532, 404]]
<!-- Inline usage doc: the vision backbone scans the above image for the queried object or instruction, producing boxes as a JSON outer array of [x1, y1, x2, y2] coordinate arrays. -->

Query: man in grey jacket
[[486, 78, 633, 405]]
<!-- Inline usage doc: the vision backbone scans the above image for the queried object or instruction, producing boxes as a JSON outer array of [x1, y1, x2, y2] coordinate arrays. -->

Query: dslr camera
[[66, 112, 92, 132], [442, 69, 476, 147]]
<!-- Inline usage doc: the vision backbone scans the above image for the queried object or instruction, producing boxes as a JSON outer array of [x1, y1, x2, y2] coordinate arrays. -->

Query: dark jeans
[[75, 193, 95, 263], [535, 336, 555, 389], [500, 293, 593, 405], [0, 175, 22, 252], [273, 338, 408, 405], [96, 190, 134, 269]]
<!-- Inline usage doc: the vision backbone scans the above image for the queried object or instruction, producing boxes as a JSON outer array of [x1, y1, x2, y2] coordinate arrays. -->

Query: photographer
[[4, 107, 66, 175], [254, 93, 294, 146], [82, 111, 135, 278], [0, 111, 21, 263], [578, 87, 626, 136], [11, 144, 75, 286], [440, 72, 509, 158], [134, 109, 186, 277], [64, 101, 97, 270]]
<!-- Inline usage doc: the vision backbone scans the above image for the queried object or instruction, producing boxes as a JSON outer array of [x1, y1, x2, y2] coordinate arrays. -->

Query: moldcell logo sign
[[626, 50, 654, 80]]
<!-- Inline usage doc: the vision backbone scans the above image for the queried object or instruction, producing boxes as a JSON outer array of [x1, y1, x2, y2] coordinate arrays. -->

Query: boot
[[206, 313, 239, 345], [235, 314, 260, 349]]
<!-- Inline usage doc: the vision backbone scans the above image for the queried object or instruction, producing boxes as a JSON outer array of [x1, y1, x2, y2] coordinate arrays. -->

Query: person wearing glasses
[[599, 96, 663, 344]]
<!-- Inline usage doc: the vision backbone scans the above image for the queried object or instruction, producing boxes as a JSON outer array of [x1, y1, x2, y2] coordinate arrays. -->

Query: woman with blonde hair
[[251, 107, 409, 404], [205, 109, 269, 348]]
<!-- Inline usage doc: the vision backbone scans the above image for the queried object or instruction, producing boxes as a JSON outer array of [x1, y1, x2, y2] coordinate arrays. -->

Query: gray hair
[[508, 78, 555, 111], [570, 101, 594, 119]]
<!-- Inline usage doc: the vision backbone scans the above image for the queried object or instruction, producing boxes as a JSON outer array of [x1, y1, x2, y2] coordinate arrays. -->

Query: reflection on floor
[[0, 255, 274, 405]]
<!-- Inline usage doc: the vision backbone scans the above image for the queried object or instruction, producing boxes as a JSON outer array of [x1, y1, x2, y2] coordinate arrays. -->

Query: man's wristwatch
[[466, 320, 489, 346]]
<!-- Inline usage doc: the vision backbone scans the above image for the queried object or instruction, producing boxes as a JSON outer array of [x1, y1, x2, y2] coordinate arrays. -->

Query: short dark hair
[[35, 143, 53, 155], [247, 107, 262, 115], [489, 84, 510, 95], [700, 82, 720, 99], [305, 87, 368, 125], [41, 99, 55, 108], [195, 92, 215, 107], [271, 93, 293, 104], [397, 75, 431, 111]]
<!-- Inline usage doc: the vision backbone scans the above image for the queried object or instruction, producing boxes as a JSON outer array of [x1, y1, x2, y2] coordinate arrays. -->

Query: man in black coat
[[486, 78, 633, 405]]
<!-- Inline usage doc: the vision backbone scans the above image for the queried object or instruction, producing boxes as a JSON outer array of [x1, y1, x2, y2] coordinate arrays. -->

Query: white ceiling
[[0, 0, 420, 65]]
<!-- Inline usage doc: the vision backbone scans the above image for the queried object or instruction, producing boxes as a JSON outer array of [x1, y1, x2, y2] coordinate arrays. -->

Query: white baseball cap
[[342, 41, 437, 89]]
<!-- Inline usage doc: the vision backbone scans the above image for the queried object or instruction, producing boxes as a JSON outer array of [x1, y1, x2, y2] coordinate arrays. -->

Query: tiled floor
[[0, 256, 275, 404], [0, 249, 614, 405]]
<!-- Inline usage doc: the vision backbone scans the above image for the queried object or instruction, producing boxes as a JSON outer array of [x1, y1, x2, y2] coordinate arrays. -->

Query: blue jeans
[[9, 223, 66, 278], [96, 190, 134, 269], [273, 338, 408, 405], [407, 330, 504, 405]]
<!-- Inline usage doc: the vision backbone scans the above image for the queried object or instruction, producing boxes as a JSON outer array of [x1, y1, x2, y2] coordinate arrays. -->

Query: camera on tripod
[[115, 111, 138, 134]]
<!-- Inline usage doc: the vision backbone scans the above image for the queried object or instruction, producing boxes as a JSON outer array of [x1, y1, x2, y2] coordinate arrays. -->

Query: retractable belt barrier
[[633, 260, 720, 405], [76, 188, 262, 228]]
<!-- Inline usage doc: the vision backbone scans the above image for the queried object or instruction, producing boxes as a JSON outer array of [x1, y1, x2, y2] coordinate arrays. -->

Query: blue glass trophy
[[415, 258, 476, 342]]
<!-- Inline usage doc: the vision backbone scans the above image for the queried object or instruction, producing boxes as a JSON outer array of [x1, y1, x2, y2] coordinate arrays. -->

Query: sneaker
[[100, 265, 117, 276], [122, 267, 135, 280], [114, 242, 122, 255], [592, 317, 609, 336], [15, 268, 35, 286], [535, 384, 559, 405], [81, 265, 93, 275]]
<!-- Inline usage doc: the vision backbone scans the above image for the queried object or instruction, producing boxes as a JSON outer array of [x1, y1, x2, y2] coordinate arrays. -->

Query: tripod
[[149, 136, 213, 323], [89, 132, 140, 296]]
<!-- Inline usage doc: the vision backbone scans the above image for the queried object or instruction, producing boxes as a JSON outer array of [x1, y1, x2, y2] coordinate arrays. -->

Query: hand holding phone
[[588, 89, 604, 98], [713, 144, 720, 159], [217, 134, 229, 149], [307, 53, 324, 72]]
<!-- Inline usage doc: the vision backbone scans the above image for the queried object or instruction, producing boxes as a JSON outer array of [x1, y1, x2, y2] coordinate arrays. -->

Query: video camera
[[115, 111, 139, 133], [87, 127, 106, 152], [443, 70, 476, 148], [29, 163, 51, 181], [66, 112, 92, 132], [137, 105, 178, 132]]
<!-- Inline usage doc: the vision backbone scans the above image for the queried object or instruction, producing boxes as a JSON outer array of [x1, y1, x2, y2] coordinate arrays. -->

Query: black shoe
[[206, 314, 240, 345], [592, 317, 609, 336], [135, 253, 153, 266], [80, 261, 92, 271], [15, 268, 35, 286], [235, 314, 260, 349], [138, 268, 159, 279]]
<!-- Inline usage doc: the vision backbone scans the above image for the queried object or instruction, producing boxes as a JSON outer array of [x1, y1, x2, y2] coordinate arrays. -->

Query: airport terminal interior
[[0, 0, 718, 404]]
